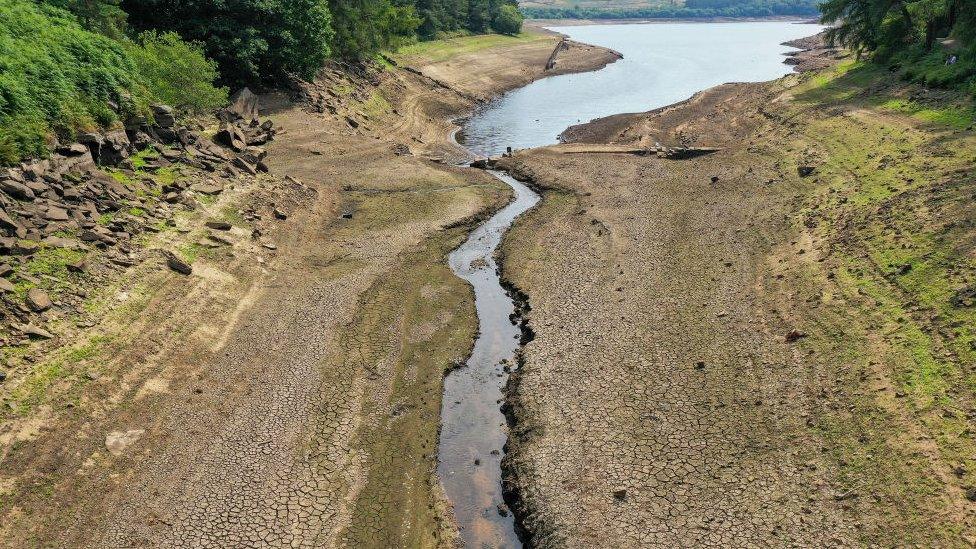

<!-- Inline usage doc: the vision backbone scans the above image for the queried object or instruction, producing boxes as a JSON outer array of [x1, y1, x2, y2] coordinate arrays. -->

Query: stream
[[436, 21, 823, 548]]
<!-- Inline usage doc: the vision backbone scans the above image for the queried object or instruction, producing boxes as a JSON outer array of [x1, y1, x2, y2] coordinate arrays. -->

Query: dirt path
[[0, 30, 618, 548]]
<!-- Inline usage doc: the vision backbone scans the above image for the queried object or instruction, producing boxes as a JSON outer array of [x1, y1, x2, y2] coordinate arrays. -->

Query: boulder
[[205, 220, 232, 231], [101, 129, 132, 165], [215, 122, 247, 152], [222, 88, 259, 123], [26, 288, 52, 312], [797, 165, 816, 177], [151, 104, 176, 128], [57, 143, 90, 157], [0, 278, 14, 293]]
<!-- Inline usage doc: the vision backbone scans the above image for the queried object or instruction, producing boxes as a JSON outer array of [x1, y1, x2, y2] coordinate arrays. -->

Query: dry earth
[[496, 53, 976, 546], [0, 29, 616, 548]]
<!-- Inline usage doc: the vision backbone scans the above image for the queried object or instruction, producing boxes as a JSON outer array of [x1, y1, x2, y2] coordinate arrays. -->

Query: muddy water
[[439, 21, 823, 548], [438, 170, 538, 548]]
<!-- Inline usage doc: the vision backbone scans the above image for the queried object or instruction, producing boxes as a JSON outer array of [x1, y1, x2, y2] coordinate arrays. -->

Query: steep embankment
[[0, 29, 618, 548], [497, 45, 976, 546]]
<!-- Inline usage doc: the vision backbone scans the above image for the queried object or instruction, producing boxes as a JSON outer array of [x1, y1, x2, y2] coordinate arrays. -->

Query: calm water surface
[[439, 21, 823, 548], [462, 21, 823, 157]]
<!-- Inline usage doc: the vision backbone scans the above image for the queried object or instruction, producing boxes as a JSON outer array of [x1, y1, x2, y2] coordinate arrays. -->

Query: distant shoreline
[[528, 16, 820, 27]]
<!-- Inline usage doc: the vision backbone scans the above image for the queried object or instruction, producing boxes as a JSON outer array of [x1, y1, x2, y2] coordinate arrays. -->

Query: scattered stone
[[232, 157, 258, 176], [105, 429, 146, 456], [24, 324, 54, 339], [165, 253, 193, 275], [223, 88, 259, 123], [273, 208, 287, 220], [0, 278, 14, 293], [797, 165, 816, 177], [1, 180, 35, 201], [67, 259, 87, 273], [26, 288, 52, 312], [613, 489, 628, 501], [205, 220, 232, 231], [785, 329, 808, 343]]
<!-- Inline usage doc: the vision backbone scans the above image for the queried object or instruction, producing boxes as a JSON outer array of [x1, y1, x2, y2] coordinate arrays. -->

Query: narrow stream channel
[[437, 170, 538, 548], [436, 21, 823, 548]]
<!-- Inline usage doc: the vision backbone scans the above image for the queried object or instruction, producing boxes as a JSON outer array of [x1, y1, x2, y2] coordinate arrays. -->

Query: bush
[[492, 5, 524, 36], [0, 0, 145, 162], [126, 32, 228, 113]]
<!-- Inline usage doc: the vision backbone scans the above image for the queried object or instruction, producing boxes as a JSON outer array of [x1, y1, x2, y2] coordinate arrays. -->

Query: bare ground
[[496, 57, 976, 547], [0, 31, 617, 548]]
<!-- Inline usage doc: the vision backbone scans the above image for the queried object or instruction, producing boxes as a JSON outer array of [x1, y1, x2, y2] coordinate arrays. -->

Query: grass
[[774, 59, 976, 544], [392, 29, 551, 63]]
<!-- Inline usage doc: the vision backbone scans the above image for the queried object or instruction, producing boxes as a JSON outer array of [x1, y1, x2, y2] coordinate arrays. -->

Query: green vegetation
[[0, 0, 226, 164], [820, 0, 976, 94], [522, 0, 820, 19]]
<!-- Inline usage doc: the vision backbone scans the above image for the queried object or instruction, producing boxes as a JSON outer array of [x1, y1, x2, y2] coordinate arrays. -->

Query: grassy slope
[[393, 29, 552, 63], [766, 61, 976, 544]]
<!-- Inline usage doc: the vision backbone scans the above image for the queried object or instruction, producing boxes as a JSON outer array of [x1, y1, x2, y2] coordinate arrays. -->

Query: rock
[[223, 88, 259, 123], [232, 157, 258, 176], [345, 116, 360, 129], [0, 278, 14, 293], [101, 129, 132, 165], [1, 180, 35, 201], [710, 175, 720, 183], [0, 209, 22, 233], [151, 104, 176, 128], [241, 146, 267, 165], [496, 504, 510, 517], [272, 208, 287, 220], [190, 181, 223, 195], [66, 258, 87, 273], [43, 207, 70, 222], [215, 122, 247, 152], [24, 324, 54, 339], [58, 143, 90, 156], [785, 329, 807, 343], [797, 166, 816, 177], [26, 288, 52, 312], [205, 220, 232, 231], [0, 372, 5, 383], [166, 253, 192, 275], [105, 429, 145, 456], [613, 489, 628, 501]]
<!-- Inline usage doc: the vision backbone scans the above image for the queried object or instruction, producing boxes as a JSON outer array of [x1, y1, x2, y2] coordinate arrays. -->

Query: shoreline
[[528, 16, 821, 27]]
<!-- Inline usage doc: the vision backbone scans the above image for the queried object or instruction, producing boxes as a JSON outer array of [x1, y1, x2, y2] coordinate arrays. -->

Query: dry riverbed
[[0, 27, 616, 547], [496, 46, 976, 546]]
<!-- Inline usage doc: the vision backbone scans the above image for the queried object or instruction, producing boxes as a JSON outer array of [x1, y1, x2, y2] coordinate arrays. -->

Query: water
[[438, 21, 822, 548], [461, 21, 823, 157]]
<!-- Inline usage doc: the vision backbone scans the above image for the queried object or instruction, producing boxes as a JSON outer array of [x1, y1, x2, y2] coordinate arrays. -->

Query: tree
[[40, 0, 127, 38], [120, 0, 334, 88], [492, 4, 523, 35]]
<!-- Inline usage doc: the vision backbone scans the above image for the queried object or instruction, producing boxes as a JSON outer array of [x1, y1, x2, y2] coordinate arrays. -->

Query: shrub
[[492, 5, 524, 36], [126, 32, 228, 113], [0, 0, 145, 162]]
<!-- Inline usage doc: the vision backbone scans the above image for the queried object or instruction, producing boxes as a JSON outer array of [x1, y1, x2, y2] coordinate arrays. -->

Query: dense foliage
[[121, 0, 336, 87], [819, 0, 976, 92], [522, 0, 819, 19], [0, 0, 225, 164]]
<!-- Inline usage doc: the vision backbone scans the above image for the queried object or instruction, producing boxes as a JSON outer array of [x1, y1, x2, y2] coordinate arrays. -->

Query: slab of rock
[[151, 104, 176, 128], [0, 278, 14, 293], [190, 181, 223, 195], [105, 429, 145, 456], [24, 324, 54, 339], [232, 157, 258, 176], [166, 253, 192, 275], [205, 220, 232, 231], [1, 180, 35, 201], [26, 288, 52, 312]]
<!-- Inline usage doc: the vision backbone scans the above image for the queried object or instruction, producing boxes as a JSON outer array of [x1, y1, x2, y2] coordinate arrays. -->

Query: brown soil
[[496, 54, 976, 547], [0, 33, 618, 548]]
